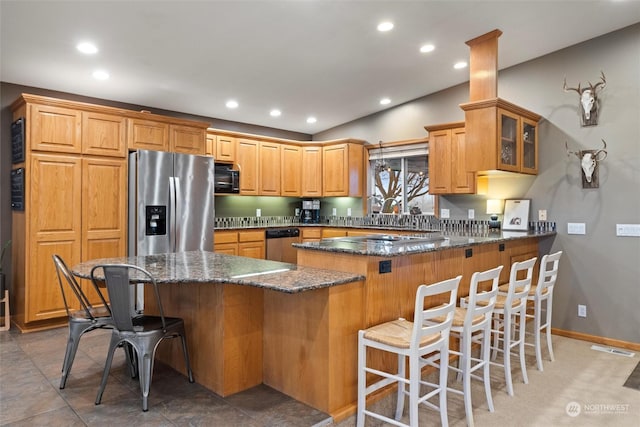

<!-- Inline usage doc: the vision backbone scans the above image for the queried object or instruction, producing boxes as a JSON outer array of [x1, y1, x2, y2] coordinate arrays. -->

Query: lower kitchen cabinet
[[214, 230, 265, 259]]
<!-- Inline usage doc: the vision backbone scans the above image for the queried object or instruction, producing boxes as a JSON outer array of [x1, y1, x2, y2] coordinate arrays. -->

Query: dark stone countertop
[[293, 230, 557, 257], [72, 251, 364, 294]]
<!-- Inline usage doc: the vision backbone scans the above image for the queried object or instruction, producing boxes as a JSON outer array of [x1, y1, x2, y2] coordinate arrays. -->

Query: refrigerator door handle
[[169, 176, 177, 252], [174, 176, 182, 251]]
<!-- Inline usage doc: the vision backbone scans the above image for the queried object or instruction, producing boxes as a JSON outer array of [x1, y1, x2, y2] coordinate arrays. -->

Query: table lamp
[[486, 199, 503, 229]]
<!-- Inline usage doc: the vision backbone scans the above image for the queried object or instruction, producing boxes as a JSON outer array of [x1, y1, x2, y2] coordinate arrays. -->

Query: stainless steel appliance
[[265, 228, 300, 264], [129, 150, 215, 311], [214, 163, 240, 194], [129, 150, 215, 256], [300, 199, 320, 224]]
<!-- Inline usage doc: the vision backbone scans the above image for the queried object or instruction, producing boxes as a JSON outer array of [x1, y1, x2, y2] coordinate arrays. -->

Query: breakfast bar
[[73, 251, 365, 419]]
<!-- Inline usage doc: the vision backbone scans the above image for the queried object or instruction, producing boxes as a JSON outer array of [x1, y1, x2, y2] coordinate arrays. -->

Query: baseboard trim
[[552, 328, 640, 352]]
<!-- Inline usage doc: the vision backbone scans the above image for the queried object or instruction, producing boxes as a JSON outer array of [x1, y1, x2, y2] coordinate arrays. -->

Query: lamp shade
[[486, 199, 504, 215]]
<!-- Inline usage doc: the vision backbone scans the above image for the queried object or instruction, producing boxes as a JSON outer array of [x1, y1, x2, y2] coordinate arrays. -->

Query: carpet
[[623, 359, 640, 390]]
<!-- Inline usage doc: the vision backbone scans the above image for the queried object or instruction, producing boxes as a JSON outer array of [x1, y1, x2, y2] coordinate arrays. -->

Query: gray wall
[[315, 24, 640, 344]]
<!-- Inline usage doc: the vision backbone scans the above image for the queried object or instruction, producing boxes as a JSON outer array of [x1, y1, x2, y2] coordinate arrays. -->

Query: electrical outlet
[[538, 210, 547, 221], [578, 304, 587, 318], [468, 209, 475, 219], [441, 208, 450, 219], [332, 208, 337, 216], [347, 208, 352, 216], [256, 208, 261, 217]]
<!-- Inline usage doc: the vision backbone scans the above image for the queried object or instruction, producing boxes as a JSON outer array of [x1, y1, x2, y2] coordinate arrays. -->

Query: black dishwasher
[[265, 228, 300, 263]]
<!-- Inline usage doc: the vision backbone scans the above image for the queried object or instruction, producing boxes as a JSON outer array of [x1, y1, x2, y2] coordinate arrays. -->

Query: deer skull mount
[[563, 71, 606, 126], [566, 139, 608, 188]]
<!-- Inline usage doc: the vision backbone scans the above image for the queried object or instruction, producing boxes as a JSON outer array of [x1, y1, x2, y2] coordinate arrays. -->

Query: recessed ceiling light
[[77, 42, 98, 54], [270, 109, 281, 117], [420, 44, 435, 53], [454, 61, 468, 69], [226, 100, 239, 109], [306, 116, 317, 124], [92, 70, 109, 80], [377, 21, 394, 32], [380, 98, 391, 105]]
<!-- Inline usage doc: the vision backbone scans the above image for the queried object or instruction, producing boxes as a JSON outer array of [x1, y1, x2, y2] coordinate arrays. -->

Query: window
[[368, 143, 435, 215]]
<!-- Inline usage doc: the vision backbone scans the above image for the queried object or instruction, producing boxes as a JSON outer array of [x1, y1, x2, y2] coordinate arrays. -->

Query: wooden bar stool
[[357, 276, 461, 427], [490, 257, 536, 396]]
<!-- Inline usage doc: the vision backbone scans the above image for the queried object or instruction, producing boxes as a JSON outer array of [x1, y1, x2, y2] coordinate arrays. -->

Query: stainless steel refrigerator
[[128, 150, 215, 256]]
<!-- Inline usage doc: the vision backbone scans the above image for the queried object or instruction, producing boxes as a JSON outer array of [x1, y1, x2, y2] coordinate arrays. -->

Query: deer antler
[[593, 139, 608, 161], [563, 76, 582, 94], [565, 141, 582, 159], [589, 71, 606, 92]]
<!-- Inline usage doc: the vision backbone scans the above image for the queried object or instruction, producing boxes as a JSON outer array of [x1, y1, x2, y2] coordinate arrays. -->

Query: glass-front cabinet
[[462, 98, 540, 175]]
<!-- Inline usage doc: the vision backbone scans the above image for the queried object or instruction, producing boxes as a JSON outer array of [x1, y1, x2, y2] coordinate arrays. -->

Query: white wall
[[314, 24, 640, 344]]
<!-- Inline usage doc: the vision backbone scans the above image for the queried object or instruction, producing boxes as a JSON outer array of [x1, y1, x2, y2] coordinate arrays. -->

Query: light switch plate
[[441, 209, 450, 219], [567, 222, 586, 235], [538, 210, 547, 221], [468, 209, 475, 219], [616, 224, 640, 237]]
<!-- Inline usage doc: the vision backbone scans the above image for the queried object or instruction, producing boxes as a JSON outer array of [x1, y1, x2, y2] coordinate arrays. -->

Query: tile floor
[[0, 326, 332, 426]]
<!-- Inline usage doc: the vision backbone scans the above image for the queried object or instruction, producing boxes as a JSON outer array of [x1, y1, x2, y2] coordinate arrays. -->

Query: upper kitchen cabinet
[[236, 138, 259, 195], [216, 135, 237, 163], [322, 142, 364, 197], [128, 118, 169, 151], [301, 146, 322, 197], [460, 98, 541, 175], [169, 124, 205, 155], [29, 103, 82, 154], [205, 131, 216, 157], [259, 141, 281, 196], [128, 114, 208, 154], [425, 122, 475, 194], [281, 144, 302, 197], [82, 112, 127, 158]]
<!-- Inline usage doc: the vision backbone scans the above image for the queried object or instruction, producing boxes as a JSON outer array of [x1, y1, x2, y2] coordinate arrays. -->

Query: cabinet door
[[450, 128, 476, 194], [259, 142, 281, 195], [428, 129, 452, 194], [128, 118, 169, 151], [81, 157, 127, 304], [237, 139, 259, 195], [521, 118, 538, 174], [205, 132, 216, 157], [170, 125, 205, 155], [214, 243, 239, 256], [30, 104, 81, 153], [216, 136, 237, 163], [28, 154, 82, 322], [238, 242, 265, 259], [281, 144, 302, 197], [498, 109, 520, 172], [82, 112, 127, 157], [323, 144, 349, 196], [301, 146, 323, 197]]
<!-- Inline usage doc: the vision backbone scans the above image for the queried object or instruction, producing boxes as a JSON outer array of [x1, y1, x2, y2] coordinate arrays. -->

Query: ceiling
[[2, 1, 639, 135]]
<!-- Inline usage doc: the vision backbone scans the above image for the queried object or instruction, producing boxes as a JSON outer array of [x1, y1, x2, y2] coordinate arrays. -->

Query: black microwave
[[214, 164, 240, 194]]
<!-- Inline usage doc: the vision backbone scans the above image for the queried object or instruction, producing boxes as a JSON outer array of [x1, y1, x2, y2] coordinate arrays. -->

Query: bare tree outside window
[[370, 155, 433, 214]]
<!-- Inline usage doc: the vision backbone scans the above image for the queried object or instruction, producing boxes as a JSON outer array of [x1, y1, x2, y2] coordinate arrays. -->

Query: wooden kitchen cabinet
[[214, 230, 265, 259], [215, 135, 237, 163], [30, 103, 82, 153], [82, 112, 127, 158], [425, 123, 476, 194], [128, 118, 169, 151], [281, 144, 302, 197], [301, 227, 322, 243], [461, 98, 541, 175], [170, 124, 205, 155], [205, 132, 216, 157], [236, 139, 259, 195], [301, 146, 322, 197], [259, 141, 281, 196], [322, 142, 364, 197]]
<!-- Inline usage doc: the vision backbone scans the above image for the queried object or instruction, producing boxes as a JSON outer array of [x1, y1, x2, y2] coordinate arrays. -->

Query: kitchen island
[[73, 251, 365, 419]]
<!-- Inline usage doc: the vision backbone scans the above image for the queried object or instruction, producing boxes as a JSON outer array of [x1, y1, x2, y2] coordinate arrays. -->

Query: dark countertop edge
[[215, 224, 439, 231], [292, 231, 557, 257]]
